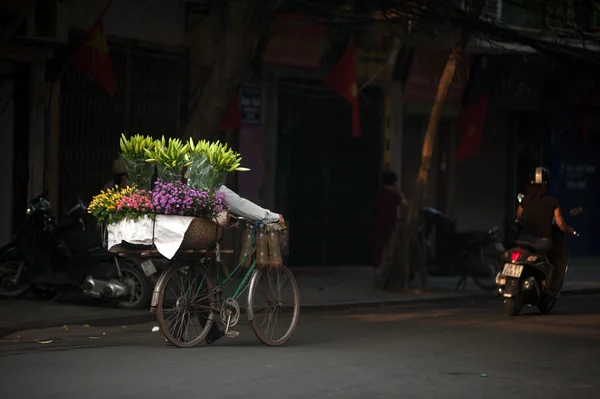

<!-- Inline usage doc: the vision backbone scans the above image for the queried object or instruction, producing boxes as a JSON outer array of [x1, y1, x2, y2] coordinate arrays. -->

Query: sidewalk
[[1, 260, 599, 337]]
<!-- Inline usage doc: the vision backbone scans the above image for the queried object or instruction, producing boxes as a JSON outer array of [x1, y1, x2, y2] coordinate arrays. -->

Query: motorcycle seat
[[457, 226, 499, 243], [516, 235, 552, 254]]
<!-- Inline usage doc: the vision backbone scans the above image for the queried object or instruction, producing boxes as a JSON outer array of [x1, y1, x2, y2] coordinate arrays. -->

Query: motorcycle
[[410, 207, 504, 291], [0, 192, 154, 310], [495, 194, 581, 316]]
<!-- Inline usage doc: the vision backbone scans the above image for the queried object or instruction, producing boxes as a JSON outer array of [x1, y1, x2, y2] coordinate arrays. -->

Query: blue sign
[[240, 85, 262, 125], [547, 124, 600, 256]]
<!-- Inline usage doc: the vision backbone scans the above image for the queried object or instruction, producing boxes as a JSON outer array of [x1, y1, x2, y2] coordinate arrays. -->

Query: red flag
[[74, 19, 116, 96], [324, 39, 361, 138], [218, 93, 242, 131], [571, 82, 600, 139], [456, 93, 491, 163]]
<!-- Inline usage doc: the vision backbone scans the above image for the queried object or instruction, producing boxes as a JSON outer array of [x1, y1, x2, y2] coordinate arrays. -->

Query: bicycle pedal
[[224, 331, 239, 339]]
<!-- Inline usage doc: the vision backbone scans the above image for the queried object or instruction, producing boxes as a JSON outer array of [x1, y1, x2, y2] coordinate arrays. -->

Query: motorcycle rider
[[515, 166, 574, 293]]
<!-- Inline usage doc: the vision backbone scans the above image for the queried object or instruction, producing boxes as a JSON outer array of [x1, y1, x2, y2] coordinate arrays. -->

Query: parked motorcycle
[[495, 194, 580, 316], [0, 192, 154, 310], [410, 207, 504, 291]]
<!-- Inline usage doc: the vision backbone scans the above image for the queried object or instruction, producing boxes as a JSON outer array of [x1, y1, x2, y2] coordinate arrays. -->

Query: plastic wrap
[[123, 158, 154, 190], [255, 228, 269, 268], [157, 164, 183, 182], [280, 224, 289, 256], [267, 225, 283, 267], [198, 164, 228, 190], [186, 154, 209, 190], [238, 225, 254, 268]]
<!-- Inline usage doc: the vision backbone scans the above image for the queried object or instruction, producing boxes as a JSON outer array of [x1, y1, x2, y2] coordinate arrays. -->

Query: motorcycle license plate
[[140, 260, 157, 277], [502, 263, 523, 278]]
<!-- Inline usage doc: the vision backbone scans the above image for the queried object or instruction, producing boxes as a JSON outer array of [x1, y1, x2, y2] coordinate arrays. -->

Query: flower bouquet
[[88, 186, 155, 250], [152, 179, 229, 250], [88, 186, 139, 225], [186, 138, 249, 190], [145, 136, 191, 182], [119, 134, 155, 190], [87, 133, 260, 258]]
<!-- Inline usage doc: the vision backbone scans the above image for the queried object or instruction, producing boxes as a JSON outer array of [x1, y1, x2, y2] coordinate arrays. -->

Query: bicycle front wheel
[[248, 266, 300, 347], [156, 262, 218, 348]]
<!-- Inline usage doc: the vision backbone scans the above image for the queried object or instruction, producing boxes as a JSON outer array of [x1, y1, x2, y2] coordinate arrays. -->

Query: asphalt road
[[1, 295, 599, 399]]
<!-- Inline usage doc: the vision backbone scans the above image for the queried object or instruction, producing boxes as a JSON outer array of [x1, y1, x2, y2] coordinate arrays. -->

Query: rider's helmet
[[529, 166, 549, 185]]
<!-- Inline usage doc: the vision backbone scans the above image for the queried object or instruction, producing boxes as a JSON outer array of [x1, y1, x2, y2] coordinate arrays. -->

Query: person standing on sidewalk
[[371, 170, 407, 276]]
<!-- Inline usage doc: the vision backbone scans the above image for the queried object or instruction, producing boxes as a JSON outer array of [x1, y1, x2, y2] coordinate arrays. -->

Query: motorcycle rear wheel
[[504, 294, 523, 316], [472, 257, 501, 291], [116, 264, 153, 310], [538, 295, 556, 315], [0, 252, 30, 298]]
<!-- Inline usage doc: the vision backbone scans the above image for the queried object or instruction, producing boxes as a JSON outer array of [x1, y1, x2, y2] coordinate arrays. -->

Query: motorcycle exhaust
[[83, 276, 128, 299]]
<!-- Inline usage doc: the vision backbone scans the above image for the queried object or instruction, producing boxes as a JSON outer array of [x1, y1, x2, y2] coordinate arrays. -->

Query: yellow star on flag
[[86, 25, 109, 59], [350, 83, 358, 99]]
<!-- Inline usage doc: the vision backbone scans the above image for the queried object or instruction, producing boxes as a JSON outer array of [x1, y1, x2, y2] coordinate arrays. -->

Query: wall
[[453, 110, 510, 232], [451, 55, 547, 233], [238, 125, 264, 204], [28, 64, 46, 200], [389, 82, 403, 185], [68, 0, 185, 46], [0, 75, 14, 244]]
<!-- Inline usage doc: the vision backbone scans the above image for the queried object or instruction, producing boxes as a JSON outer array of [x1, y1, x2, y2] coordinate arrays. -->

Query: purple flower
[[151, 179, 229, 218]]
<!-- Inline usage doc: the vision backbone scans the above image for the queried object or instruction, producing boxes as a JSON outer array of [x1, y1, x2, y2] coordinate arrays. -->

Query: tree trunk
[[377, 0, 485, 292], [410, 32, 468, 292], [183, 0, 277, 140]]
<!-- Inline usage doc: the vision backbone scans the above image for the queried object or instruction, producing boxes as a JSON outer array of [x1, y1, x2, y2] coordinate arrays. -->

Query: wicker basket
[[179, 217, 225, 250]]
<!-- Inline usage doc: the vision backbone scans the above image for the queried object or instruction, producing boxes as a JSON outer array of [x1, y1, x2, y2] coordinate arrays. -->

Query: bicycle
[[150, 215, 300, 348]]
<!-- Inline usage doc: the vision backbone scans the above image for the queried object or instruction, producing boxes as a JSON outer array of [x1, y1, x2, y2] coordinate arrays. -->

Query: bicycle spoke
[[157, 262, 217, 347], [250, 267, 299, 346]]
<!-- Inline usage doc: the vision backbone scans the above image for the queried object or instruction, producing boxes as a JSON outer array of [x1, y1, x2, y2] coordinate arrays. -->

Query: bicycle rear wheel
[[248, 266, 299, 347], [156, 262, 218, 348]]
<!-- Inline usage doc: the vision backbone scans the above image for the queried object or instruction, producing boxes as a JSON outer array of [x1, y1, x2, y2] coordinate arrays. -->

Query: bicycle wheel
[[248, 266, 300, 347], [156, 262, 218, 348]]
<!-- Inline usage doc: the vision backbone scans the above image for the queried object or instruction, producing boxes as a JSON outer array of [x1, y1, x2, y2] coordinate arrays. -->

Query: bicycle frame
[[194, 221, 261, 305]]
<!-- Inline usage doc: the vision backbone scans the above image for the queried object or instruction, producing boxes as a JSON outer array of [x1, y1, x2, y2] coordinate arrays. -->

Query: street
[[1, 295, 599, 398]]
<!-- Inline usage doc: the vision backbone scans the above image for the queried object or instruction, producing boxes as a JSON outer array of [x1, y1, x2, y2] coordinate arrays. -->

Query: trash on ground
[[152, 326, 160, 332]]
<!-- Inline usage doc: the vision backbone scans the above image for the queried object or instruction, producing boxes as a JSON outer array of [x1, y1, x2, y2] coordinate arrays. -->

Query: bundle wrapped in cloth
[[107, 212, 228, 259]]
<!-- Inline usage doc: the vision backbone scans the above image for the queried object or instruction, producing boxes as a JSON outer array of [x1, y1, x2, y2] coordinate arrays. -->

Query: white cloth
[[219, 185, 280, 223], [152, 215, 195, 259], [107, 215, 194, 260]]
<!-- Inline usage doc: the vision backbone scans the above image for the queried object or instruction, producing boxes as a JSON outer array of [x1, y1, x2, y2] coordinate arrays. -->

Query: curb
[[0, 292, 487, 338], [0, 312, 156, 340], [561, 287, 600, 296], [299, 291, 492, 312], [1, 287, 598, 338]]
